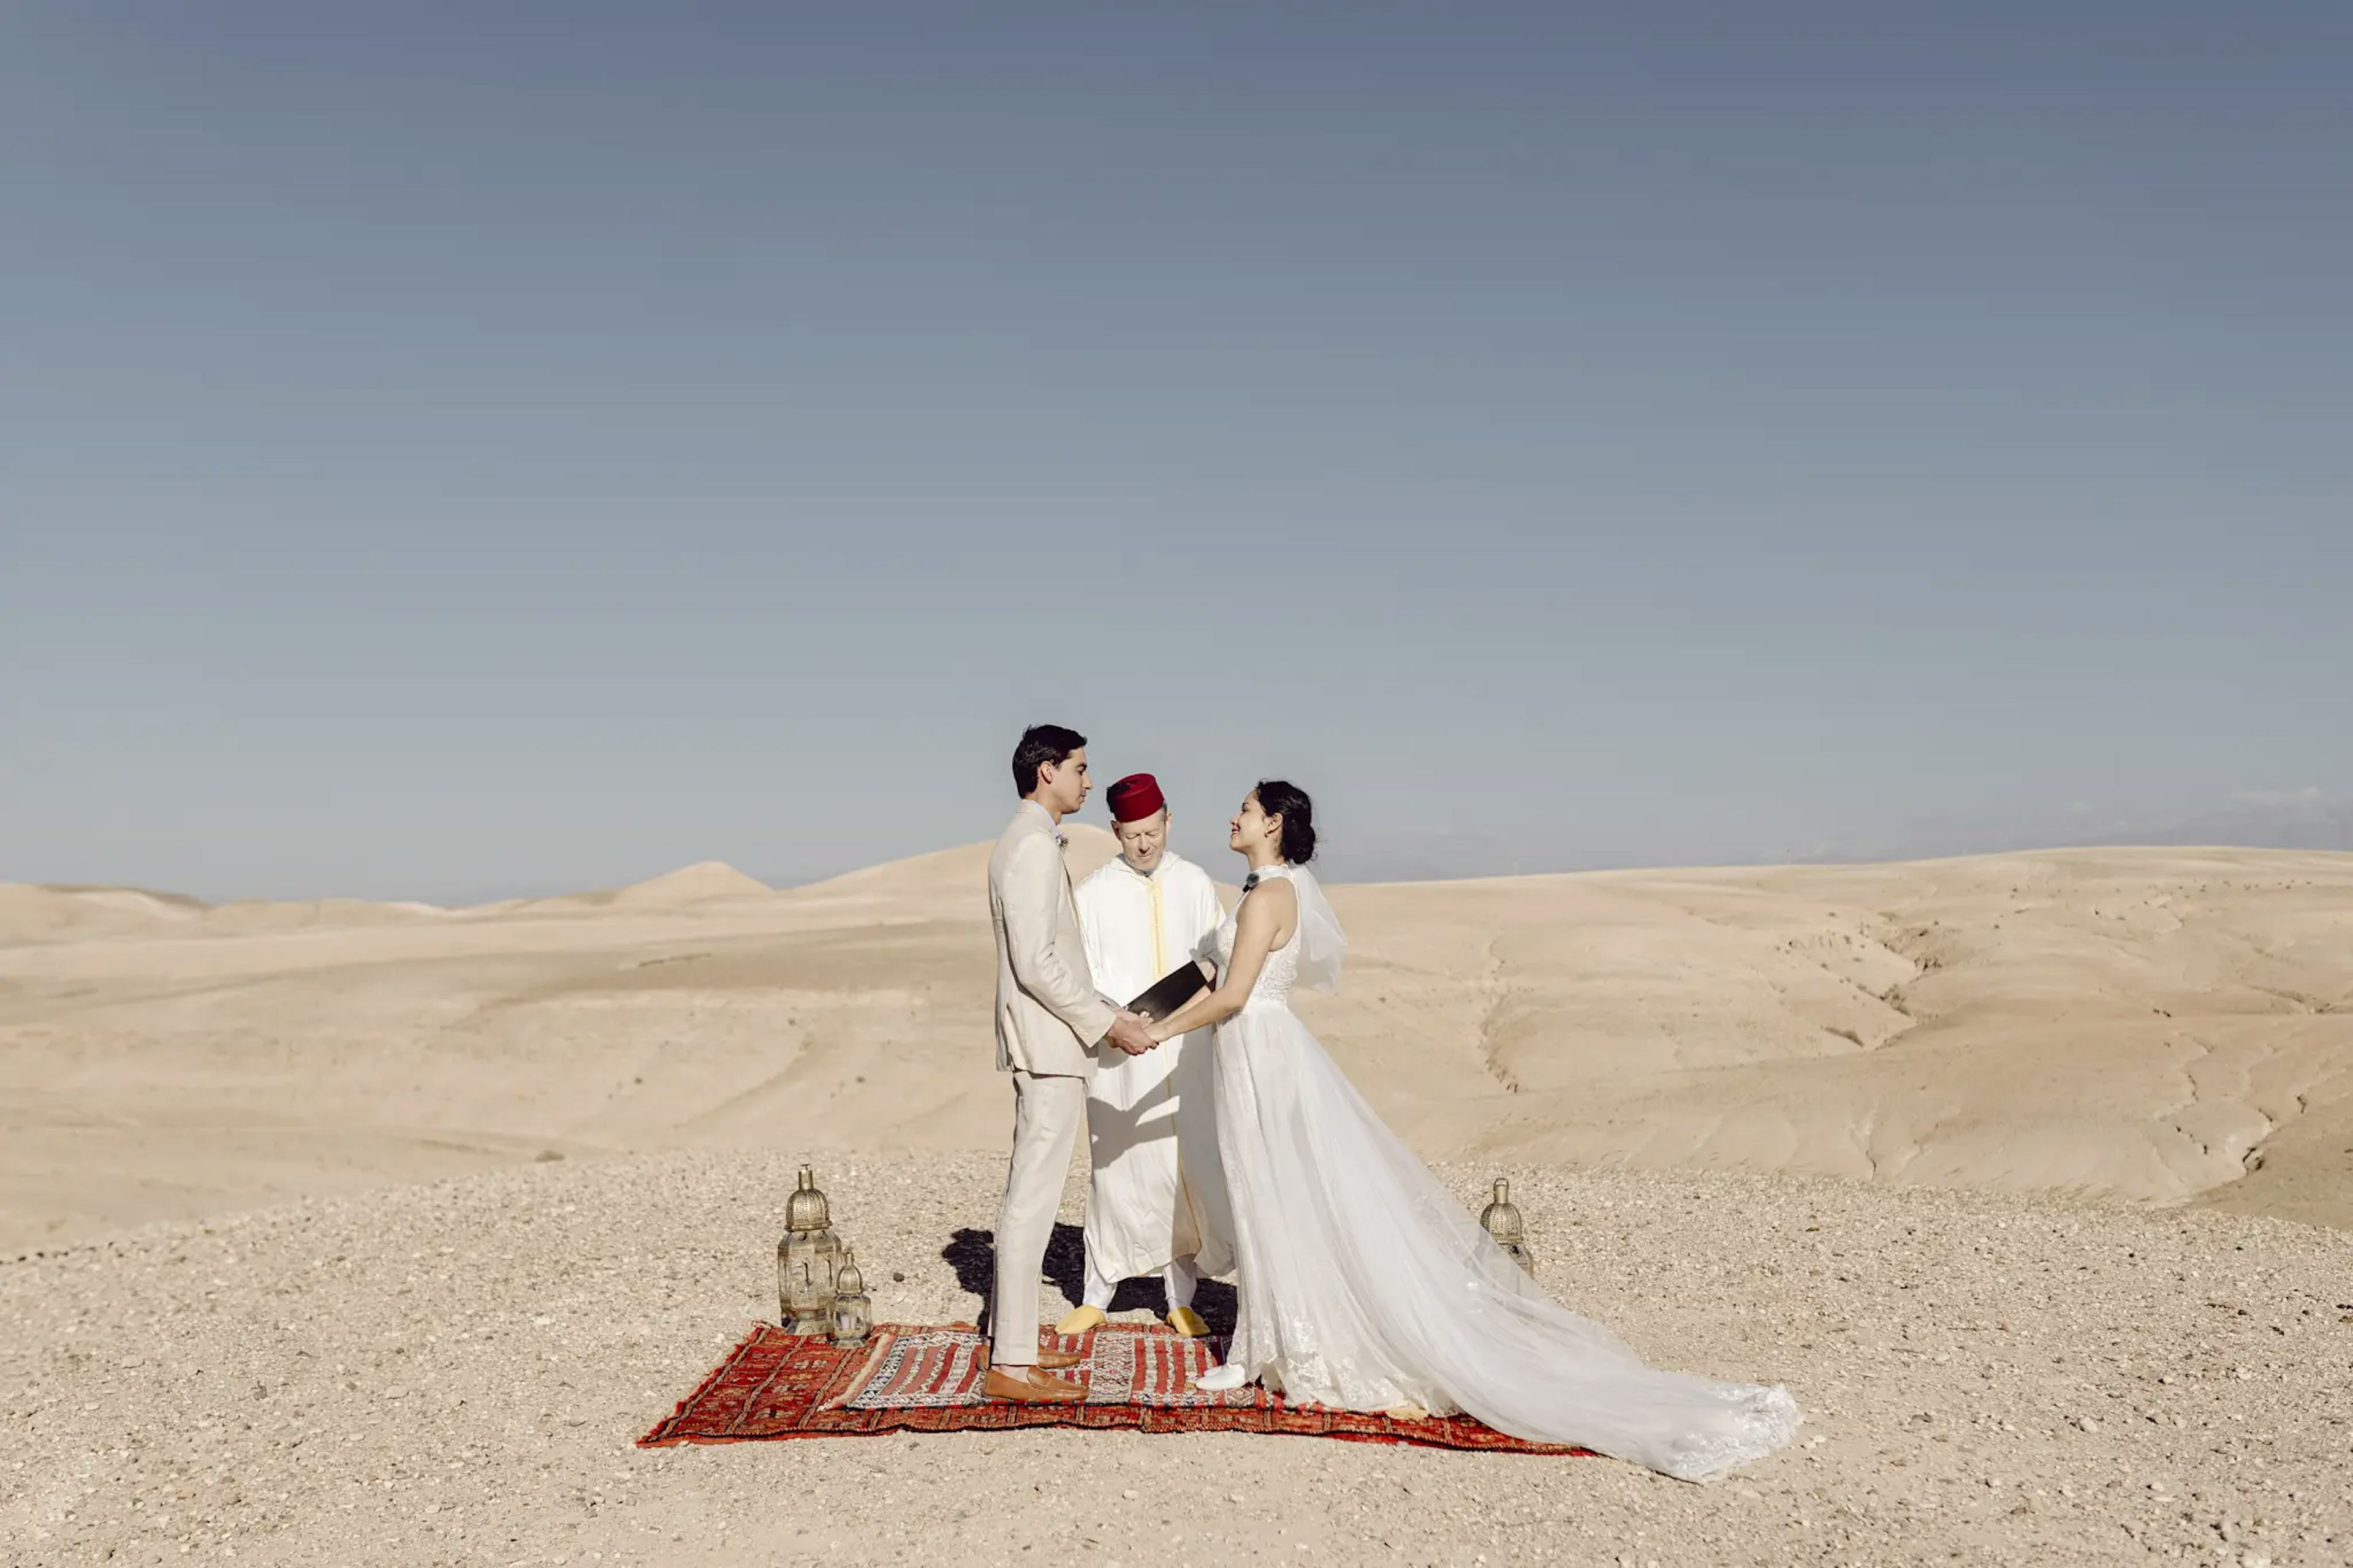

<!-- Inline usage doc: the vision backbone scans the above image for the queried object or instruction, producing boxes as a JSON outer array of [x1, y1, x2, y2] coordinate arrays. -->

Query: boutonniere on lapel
[[1053, 830, 1069, 850]]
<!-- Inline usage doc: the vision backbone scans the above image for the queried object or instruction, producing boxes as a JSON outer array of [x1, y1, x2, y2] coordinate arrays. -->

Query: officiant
[[1062, 772, 1236, 1338]]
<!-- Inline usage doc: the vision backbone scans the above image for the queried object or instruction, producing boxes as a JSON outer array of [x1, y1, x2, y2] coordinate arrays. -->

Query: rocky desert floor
[[4, 842, 2350, 1565], [7, 1153, 2352, 1567]]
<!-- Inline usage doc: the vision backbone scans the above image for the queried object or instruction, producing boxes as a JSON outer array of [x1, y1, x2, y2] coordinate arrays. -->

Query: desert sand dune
[[4, 841, 2352, 1566], [797, 824, 1121, 907], [1333, 849, 2353, 1227], [203, 896, 452, 935], [0, 882, 208, 942], [535, 860, 782, 914], [2, 844, 2347, 1250]]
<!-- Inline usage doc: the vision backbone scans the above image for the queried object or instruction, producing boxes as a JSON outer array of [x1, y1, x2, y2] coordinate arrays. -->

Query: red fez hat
[[1105, 773, 1167, 823]]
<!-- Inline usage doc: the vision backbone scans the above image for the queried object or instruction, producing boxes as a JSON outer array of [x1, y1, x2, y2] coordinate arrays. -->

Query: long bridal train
[[1205, 864, 1800, 1482]]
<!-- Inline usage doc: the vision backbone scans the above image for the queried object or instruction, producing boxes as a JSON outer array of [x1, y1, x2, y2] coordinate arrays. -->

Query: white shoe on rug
[[1193, 1363, 1250, 1393]]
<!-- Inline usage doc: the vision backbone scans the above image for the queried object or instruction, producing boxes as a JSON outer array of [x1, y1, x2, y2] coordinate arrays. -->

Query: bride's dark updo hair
[[1253, 779, 1317, 866]]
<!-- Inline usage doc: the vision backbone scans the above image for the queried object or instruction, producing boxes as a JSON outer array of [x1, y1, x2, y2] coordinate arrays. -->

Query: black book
[[1125, 960, 1213, 1023]]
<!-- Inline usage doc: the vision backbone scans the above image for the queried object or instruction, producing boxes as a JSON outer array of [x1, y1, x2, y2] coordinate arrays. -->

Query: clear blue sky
[[4, 2, 2347, 901]]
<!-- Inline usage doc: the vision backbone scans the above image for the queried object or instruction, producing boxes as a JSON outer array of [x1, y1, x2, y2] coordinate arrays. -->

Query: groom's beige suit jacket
[[988, 801, 1117, 1077]]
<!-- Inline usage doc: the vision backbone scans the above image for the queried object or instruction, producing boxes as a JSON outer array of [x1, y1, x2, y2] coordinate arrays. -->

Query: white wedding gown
[[1207, 864, 1802, 1482]]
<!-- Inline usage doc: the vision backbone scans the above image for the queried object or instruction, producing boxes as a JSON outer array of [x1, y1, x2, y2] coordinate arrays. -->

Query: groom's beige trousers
[[991, 1068, 1088, 1368]]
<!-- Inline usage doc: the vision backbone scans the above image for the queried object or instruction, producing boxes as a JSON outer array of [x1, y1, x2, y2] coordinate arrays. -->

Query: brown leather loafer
[[983, 1366, 1086, 1404]]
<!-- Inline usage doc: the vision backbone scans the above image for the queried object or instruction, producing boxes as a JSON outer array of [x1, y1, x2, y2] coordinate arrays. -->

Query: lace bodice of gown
[[1210, 866, 1301, 1009]]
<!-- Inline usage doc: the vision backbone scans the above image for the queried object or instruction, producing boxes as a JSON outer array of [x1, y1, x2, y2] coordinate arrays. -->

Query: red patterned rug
[[640, 1322, 1583, 1455]]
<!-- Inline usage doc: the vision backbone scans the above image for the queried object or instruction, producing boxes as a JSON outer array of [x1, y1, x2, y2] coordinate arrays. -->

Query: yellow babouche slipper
[[1054, 1305, 1108, 1336], [1165, 1306, 1210, 1338]]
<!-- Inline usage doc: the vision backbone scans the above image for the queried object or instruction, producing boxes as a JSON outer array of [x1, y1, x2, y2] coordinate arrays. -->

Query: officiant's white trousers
[[992, 1069, 1086, 1369], [1083, 1252, 1200, 1312]]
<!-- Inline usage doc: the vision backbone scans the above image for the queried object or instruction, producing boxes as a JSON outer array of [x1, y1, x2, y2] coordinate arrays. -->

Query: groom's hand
[[1105, 1011, 1156, 1056]]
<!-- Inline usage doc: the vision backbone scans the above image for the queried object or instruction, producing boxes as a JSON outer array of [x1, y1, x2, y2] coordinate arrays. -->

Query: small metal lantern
[[830, 1248, 873, 1348], [1479, 1177, 1532, 1271], [778, 1165, 844, 1333]]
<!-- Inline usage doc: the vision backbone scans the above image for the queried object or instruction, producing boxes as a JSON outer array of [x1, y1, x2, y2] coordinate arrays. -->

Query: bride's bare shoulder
[[1238, 876, 1298, 927]]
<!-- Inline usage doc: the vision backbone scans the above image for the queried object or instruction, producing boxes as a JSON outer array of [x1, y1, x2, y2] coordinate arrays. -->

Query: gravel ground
[[6, 1151, 2351, 1567]]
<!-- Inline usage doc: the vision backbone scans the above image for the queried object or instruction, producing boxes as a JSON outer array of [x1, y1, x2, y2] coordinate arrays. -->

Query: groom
[[983, 724, 1158, 1404]]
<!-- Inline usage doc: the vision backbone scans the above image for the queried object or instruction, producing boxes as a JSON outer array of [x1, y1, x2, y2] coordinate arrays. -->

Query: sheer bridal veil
[[1287, 865, 1347, 993]]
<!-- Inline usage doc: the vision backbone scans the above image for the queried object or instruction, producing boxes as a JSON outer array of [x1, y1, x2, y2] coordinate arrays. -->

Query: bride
[[1142, 781, 1802, 1482]]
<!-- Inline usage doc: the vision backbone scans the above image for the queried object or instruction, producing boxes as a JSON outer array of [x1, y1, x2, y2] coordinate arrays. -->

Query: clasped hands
[[1105, 1009, 1159, 1056]]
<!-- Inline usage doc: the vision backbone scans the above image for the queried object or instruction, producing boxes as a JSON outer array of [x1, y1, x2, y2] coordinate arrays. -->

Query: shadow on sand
[[943, 1223, 1237, 1341]]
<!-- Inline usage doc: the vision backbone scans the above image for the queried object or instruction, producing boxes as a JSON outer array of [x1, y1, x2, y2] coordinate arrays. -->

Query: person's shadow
[[943, 1224, 1238, 1340]]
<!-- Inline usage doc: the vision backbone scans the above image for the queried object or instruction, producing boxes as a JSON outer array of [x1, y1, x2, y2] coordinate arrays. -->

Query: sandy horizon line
[[14, 831, 2349, 916]]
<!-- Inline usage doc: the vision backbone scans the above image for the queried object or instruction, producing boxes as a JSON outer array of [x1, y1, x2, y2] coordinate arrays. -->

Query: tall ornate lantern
[[1479, 1177, 1531, 1271], [830, 1249, 873, 1348], [778, 1165, 844, 1333]]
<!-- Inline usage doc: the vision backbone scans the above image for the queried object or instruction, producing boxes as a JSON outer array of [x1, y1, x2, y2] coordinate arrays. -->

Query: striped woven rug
[[639, 1322, 1583, 1454]]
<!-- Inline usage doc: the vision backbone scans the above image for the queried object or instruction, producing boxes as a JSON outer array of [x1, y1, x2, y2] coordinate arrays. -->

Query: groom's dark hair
[[1012, 724, 1087, 797]]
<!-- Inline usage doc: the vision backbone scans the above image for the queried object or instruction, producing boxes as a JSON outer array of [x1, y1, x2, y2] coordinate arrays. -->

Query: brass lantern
[[1479, 1177, 1532, 1271], [778, 1165, 844, 1333], [830, 1248, 873, 1348]]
